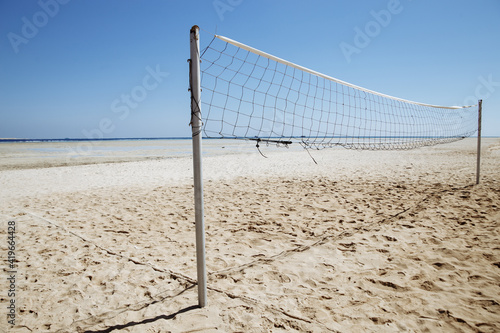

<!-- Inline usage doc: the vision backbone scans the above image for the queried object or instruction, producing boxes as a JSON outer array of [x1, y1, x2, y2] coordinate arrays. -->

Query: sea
[[1, 136, 493, 170], [0, 137, 301, 170]]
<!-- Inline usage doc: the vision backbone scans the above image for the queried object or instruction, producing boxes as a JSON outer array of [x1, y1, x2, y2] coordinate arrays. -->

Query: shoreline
[[0, 137, 498, 171]]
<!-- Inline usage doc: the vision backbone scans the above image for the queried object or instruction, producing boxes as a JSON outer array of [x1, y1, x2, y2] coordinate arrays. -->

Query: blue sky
[[1, 0, 499, 139]]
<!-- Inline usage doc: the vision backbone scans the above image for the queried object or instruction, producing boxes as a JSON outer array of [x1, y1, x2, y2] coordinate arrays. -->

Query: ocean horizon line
[[0, 137, 192, 143], [1, 135, 497, 144]]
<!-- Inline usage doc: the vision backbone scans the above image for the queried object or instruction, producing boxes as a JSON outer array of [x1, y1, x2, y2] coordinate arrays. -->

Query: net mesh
[[199, 35, 477, 150]]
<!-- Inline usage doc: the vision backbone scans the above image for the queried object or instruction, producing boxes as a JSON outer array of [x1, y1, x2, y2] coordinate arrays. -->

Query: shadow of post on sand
[[83, 305, 201, 333]]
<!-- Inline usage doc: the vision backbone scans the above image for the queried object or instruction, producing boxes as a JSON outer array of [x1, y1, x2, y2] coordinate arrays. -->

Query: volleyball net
[[199, 34, 478, 150]]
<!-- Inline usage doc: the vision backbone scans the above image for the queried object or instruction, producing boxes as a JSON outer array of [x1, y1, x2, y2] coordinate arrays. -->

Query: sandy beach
[[1, 138, 499, 332]]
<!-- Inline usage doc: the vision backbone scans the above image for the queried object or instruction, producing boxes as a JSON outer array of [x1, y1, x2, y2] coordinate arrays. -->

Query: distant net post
[[476, 99, 483, 185], [189, 25, 207, 307]]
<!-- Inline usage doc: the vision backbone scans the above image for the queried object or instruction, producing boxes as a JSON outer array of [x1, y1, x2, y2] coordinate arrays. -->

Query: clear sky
[[1, 0, 499, 139]]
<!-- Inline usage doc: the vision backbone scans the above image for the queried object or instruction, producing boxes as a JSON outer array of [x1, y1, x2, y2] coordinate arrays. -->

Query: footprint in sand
[[419, 280, 442, 291], [265, 270, 292, 284], [473, 299, 500, 314], [208, 257, 229, 271], [432, 262, 455, 270], [366, 278, 409, 292]]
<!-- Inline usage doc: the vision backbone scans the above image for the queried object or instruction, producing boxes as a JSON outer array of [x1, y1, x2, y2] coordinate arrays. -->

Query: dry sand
[[1, 138, 499, 332]]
